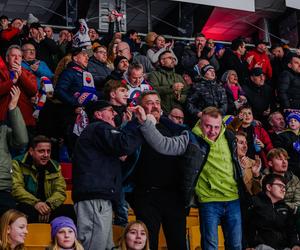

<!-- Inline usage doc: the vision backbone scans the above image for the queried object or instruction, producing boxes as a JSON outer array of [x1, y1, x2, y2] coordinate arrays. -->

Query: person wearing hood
[[186, 64, 227, 125]]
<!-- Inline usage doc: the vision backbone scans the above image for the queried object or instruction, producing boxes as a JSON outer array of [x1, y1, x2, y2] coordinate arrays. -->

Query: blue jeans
[[198, 199, 242, 250]]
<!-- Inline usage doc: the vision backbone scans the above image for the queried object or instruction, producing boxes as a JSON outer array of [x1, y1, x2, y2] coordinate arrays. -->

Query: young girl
[[116, 221, 150, 250], [48, 216, 83, 250], [0, 209, 28, 250]]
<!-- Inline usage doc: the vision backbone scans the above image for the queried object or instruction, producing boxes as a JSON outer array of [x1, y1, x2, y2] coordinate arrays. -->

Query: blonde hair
[[0, 209, 27, 250], [118, 221, 150, 250]]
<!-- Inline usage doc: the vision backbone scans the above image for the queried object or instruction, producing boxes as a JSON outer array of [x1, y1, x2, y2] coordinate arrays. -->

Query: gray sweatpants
[[75, 199, 114, 250]]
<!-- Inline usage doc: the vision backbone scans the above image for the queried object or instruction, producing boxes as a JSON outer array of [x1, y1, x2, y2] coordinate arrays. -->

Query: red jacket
[[0, 61, 37, 126], [245, 49, 272, 79], [0, 26, 20, 41]]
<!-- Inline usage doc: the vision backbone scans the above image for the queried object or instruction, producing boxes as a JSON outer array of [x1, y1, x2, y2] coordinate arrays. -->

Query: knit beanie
[[50, 216, 77, 240], [287, 113, 300, 123], [201, 64, 215, 77], [114, 56, 128, 69]]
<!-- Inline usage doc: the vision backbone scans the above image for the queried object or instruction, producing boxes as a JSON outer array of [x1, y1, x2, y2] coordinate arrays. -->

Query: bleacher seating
[[24, 223, 51, 250]]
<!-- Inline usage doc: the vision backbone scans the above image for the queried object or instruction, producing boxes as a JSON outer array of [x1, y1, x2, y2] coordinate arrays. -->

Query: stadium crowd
[[1, 11, 300, 250]]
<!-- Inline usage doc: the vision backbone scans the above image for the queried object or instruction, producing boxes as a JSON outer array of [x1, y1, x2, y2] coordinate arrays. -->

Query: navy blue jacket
[[72, 119, 143, 203]]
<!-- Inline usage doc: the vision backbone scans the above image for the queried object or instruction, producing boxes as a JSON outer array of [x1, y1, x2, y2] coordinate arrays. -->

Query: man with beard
[[11, 135, 70, 223], [130, 90, 187, 250]]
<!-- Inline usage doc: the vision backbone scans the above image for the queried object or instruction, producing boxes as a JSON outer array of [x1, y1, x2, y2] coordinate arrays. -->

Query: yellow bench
[[24, 223, 51, 250]]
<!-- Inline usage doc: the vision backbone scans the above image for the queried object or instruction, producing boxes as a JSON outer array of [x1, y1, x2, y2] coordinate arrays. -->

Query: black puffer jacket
[[278, 69, 300, 109], [246, 192, 299, 249]]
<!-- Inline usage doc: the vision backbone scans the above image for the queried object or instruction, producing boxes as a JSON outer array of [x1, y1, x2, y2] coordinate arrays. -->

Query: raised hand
[[8, 85, 21, 110]]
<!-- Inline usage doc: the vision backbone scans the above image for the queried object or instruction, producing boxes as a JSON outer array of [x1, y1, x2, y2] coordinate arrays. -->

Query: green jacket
[[148, 67, 186, 113], [0, 107, 28, 191], [12, 153, 66, 210]]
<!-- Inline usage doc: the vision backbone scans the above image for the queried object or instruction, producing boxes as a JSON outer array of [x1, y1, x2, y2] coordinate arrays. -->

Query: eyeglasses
[[169, 114, 184, 121], [96, 50, 107, 55], [161, 56, 175, 60], [271, 183, 286, 190]]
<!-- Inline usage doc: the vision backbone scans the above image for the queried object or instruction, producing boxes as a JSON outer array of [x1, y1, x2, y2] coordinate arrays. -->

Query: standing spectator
[[278, 53, 300, 110], [186, 64, 227, 124], [243, 67, 275, 126], [28, 22, 59, 71], [181, 32, 208, 71], [140, 31, 157, 56], [107, 37, 122, 70], [124, 63, 152, 106], [44, 26, 54, 40], [219, 37, 248, 85], [0, 15, 9, 31], [182, 106, 244, 249], [123, 29, 140, 53], [270, 43, 287, 91], [21, 42, 53, 89], [0, 45, 37, 129], [0, 86, 28, 216], [245, 40, 272, 79], [72, 100, 145, 250], [87, 45, 111, 91], [273, 113, 300, 178], [246, 174, 300, 249], [12, 135, 71, 223], [148, 51, 185, 113]]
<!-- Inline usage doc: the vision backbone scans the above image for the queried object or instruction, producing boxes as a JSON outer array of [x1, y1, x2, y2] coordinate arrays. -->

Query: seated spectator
[[114, 221, 150, 250], [149, 50, 186, 113], [21, 42, 53, 89], [221, 70, 247, 115], [117, 41, 153, 73], [168, 106, 185, 125], [108, 55, 129, 80], [186, 64, 227, 125], [11, 135, 73, 223], [268, 111, 286, 143], [0, 45, 37, 129], [246, 174, 300, 249], [49, 216, 84, 250], [103, 79, 129, 127], [236, 105, 273, 168], [124, 63, 152, 106], [278, 53, 300, 110], [87, 45, 111, 91], [0, 86, 28, 216], [236, 131, 262, 195], [273, 113, 300, 178], [243, 67, 275, 126], [28, 22, 59, 71], [0, 209, 28, 250], [192, 58, 209, 81], [146, 35, 177, 66], [245, 40, 272, 79]]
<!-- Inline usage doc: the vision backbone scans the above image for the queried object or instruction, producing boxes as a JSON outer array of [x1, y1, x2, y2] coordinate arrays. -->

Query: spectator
[[0, 209, 28, 250], [49, 216, 84, 250], [146, 35, 177, 66], [236, 105, 273, 168], [28, 22, 59, 71], [192, 58, 209, 81], [186, 64, 227, 124], [103, 79, 129, 127], [72, 100, 145, 250], [12, 135, 72, 223], [181, 32, 208, 71], [87, 45, 111, 91], [245, 40, 272, 79], [56, 29, 72, 62], [183, 106, 244, 249], [117, 41, 154, 73], [123, 29, 140, 53], [0, 15, 9, 31], [107, 37, 122, 70], [246, 174, 300, 249], [273, 113, 300, 178], [219, 37, 248, 85], [236, 131, 262, 195], [0, 45, 37, 129], [268, 111, 286, 143], [270, 43, 287, 91], [44, 26, 54, 40], [278, 53, 300, 110], [243, 67, 275, 126], [168, 106, 185, 125], [124, 63, 153, 106], [148, 50, 186, 113], [0, 86, 28, 216], [140, 31, 157, 56], [114, 221, 150, 250], [108, 55, 129, 80], [21, 42, 53, 89], [221, 70, 247, 115]]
